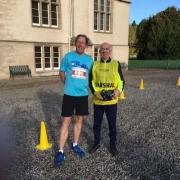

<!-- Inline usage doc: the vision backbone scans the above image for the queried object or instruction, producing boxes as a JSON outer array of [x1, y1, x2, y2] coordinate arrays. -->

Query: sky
[[130, 0, 180, 24]]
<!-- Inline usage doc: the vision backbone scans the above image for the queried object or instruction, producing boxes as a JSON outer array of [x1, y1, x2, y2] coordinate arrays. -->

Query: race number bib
[[72, 67, 86, 79]]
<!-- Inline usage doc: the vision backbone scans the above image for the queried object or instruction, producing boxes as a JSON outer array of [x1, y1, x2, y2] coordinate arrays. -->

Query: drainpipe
[[72, 0, 74, 37], [68, 0, 74, 52]]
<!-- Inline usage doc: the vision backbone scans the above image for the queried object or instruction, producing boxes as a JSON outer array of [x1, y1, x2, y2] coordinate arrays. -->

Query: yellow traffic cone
[[177, 77, 180, 86], [119, 90, 126, 100], [139, 79, 144, 90], [36, 121, 52, 151]]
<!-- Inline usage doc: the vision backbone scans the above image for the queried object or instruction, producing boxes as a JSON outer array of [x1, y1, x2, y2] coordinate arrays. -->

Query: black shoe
[[110, 145, 119, 157], [89, 143, 100, 154]]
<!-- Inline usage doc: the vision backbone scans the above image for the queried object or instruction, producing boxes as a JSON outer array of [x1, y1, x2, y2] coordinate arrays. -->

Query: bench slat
[[9, 65, 32, 79]]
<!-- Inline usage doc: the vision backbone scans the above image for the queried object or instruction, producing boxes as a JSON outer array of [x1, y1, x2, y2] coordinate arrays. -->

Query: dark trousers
[[93, 104, 117, 146]]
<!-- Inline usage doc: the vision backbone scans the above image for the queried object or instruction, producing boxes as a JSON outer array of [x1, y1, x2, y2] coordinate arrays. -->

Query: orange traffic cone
[[177, 77, 180, 86], [139, 79, 144, 90], [119, 90, 126, 100], [36, 121, 52, 151]]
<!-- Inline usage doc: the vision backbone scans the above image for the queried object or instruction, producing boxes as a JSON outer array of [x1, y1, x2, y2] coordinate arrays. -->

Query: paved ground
[[0, 70, 180, 180]]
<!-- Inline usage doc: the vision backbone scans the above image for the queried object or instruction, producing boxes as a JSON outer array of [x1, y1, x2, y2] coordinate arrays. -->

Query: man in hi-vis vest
[[89, 42, 125, 156]]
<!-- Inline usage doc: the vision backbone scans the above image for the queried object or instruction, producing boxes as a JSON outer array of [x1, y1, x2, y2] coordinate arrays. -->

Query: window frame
[[51, 2, 59, 27], [94, 46, 100, 61], [44, 46, 51, 70], [53, 46, 60, 69], [93, 0, 112, 33], [31, 0, 59, 28], [34, 45, 60, 71], [105, 0, 111, 32], [100, 12, 105, 32], [41, 1, 49, 26], [34, 46, 43, 71], [32, 0, 40, 25]]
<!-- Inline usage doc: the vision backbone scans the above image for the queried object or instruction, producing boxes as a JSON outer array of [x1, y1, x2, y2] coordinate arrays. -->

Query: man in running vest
[[55, 34, 93, 166]]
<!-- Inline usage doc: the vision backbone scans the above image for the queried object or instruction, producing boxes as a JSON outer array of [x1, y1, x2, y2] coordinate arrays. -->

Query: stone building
[[0, 0, 130, 79]]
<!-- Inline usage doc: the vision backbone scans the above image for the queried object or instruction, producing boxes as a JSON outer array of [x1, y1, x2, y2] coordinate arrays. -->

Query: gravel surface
[[0, 70, 180, 180]]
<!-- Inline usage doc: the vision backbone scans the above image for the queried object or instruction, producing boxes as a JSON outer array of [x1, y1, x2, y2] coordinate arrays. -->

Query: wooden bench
[[9, 65, 32, 79]]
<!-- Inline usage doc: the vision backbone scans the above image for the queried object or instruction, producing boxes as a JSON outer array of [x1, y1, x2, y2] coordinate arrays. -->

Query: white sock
[[59, 149, 64, 153], [73, 143, 78, 147]]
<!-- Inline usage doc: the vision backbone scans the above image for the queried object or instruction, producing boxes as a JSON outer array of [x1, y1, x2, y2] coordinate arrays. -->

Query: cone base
[[36, 143, 52, 151], [177, 77, 180, 86], [139, 88, 144, 90], [119, 97, 126, 100]]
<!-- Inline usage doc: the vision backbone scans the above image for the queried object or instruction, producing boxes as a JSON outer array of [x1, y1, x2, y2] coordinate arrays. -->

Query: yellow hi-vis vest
[[92, 59, 123, 105]]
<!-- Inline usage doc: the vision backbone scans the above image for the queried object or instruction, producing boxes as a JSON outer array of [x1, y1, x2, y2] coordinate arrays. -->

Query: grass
[[128, 60, 180, 69]]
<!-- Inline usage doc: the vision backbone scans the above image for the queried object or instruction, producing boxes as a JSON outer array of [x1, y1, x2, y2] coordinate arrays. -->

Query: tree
[[129, 23, 138, 58], [136, 6, 180, 59], [132, 20, 136, 26]]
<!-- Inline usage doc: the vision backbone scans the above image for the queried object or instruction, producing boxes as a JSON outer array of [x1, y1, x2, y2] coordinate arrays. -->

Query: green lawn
[[128, 60, 180, 69]]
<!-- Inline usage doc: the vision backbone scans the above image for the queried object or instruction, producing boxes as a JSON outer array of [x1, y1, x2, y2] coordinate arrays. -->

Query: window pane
[[42, 3, 48, 11], [35, 58, 41, 63], [44, 46, 50, 52], [54, 52, 58, 57], [100, 13, 104, 31], [106, 14, 110, 31], [42, 18, 48, 24], [53, 47, 58, 53], [53, 47, 59, 67], [51, 0, 57, 3], [42, 3, 49, 25], [32, 1, 39, 24], [45, 58, 50, 63], [35, 46, 41, 52], [32, 9, 39, 17], [35, 46, 42, 69], [36, 63, 41, 68], [33, 17, 39, 24], [44, 47, 51, 68], [94, 12, 98, 30], [94, 47, 99, 61], [94, 0, 98, 11], [51, 4, 56, 11], [52, 19, 57, 26], [54, 63, 59, 67], [54, 57, 58, 62], [32, 1, 38, 9], [100, 0, 104, 12], [106, 0, 111, 13], [51, 4, 57, 25], [42, 9, 48, 17], [51, 11, 57, 18], [45, 62, 50, 68], [45, 52, 50, 57], [35, 52, 41, 57], [54, 58, 59, 67]]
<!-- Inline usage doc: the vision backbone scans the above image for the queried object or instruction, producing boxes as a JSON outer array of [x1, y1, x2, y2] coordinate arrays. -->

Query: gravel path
[[0, 70, 180, 180]]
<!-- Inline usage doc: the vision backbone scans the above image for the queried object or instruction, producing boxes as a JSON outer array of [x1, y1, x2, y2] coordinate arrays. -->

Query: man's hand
[[113, 89, 120, 99], [94, 91, 103, 100]]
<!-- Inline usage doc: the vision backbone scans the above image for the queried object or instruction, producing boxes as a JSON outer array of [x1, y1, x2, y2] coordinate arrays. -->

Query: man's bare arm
[[59, 71, 66, 84]]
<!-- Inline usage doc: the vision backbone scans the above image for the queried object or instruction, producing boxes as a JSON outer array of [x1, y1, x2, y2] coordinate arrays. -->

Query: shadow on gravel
[[0, 122, 11, 180], [115, 131, 180, 180], [38, 91, 94, 152], [81, 116, 94, 149], [37, 90, 63, 153]]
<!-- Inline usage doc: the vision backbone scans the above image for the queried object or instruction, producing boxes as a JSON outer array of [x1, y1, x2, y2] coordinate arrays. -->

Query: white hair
[[99, 42, 112, 51]]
